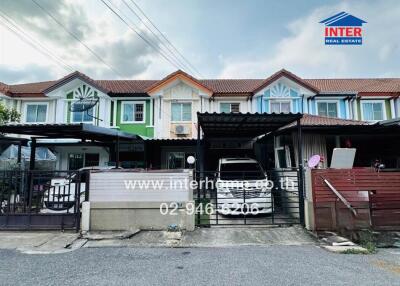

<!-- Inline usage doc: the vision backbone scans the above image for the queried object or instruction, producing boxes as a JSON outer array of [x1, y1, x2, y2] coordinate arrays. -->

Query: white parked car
[[216, 158, 272, 215]]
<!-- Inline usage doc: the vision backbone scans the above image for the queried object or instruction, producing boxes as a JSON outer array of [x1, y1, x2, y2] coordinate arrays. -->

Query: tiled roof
[[145, 70, 213, 94], [253, 69, 319, 93], [201, 79, 262, 94], [3, 69, 400, 97], [305, 78, 400, 93], [282, 114, 369, 129], [96, 80, 157, 95], [43, 71, 110, 94], [0, 82, 10, 95], [5, 81, 54, 97]]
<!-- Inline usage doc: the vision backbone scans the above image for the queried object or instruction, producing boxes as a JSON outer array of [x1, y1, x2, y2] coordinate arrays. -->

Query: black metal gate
[[195, 168, 303, 226], [0, 170, 88, 231]]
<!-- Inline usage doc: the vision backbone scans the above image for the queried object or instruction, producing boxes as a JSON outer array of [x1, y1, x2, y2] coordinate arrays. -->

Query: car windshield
[[220, 162, 265, 180]]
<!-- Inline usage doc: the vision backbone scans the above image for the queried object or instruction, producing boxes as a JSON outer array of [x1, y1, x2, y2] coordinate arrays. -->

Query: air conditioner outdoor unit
[[175, 125, 189, 135]]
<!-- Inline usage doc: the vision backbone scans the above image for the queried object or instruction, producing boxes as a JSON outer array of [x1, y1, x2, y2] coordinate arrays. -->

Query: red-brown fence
[[311, 168, 400, 231]]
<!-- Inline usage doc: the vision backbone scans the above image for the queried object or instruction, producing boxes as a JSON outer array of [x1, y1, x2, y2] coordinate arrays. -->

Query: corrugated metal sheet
[[89, 170, 192, 202]]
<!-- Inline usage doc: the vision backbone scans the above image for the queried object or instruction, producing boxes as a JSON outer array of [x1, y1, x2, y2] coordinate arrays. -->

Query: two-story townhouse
[[2, 69, 400, 170], [0, 72, 154, 169], [306, 78, 400, 122]]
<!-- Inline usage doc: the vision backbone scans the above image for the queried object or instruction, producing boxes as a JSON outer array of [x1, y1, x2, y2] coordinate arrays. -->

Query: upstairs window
[[171, 103, 191, 122], [317, 102, 338, 118], [362, 102, 384, 121], [270, 100, 291, 113], [69, 84, 97, 123], [25, 103, 47, 123], [121, 102, 145, 123], [220, 102, 240, 113], [71, 103, 94, 123]]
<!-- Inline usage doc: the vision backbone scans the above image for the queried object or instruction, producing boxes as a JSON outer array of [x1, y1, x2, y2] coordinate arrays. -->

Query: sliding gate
[[195, 168, 303, 226], [0, 170, 87, 230]]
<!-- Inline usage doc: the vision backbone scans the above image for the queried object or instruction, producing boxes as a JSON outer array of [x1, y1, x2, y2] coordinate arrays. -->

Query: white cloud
[[0, 64, 56, 83], [0, 0, 169, 83], [219, 0, 400, 79]]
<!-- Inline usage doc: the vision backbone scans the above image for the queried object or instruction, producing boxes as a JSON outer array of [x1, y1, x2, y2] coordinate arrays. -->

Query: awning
[[197, 112, 303, 137], [0, 123, 142, 142]]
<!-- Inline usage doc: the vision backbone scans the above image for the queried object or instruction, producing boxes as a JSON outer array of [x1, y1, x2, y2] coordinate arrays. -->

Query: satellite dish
[[69, 85, 102, 121], [186, 156, 195, 165], [308, 155, 321, 168]]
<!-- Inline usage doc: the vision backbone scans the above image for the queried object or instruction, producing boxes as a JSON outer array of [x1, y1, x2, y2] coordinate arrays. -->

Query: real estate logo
[[320, 12, 367, 45]]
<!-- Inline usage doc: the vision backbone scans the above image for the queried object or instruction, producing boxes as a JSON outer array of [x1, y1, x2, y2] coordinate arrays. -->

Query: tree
[[0, 102, 20, 124]]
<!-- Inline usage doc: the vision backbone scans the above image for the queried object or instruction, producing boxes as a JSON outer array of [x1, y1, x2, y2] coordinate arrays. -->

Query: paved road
[[0, 246, 399, 286]]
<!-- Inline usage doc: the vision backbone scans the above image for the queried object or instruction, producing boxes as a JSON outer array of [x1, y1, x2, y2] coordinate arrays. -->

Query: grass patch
[[358, 230, 377, 254], [340, 229, 377, 254], [341, 248, 369, 255]]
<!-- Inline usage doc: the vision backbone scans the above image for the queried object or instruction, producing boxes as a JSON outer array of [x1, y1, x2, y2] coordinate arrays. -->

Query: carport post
[[296, 118, 305, 226], [115, 135, 120, 168], [17, 142, 22, 164], [29, 138, 36, 170], [196, 124, 201, 173], [26, 138, 37, 208]]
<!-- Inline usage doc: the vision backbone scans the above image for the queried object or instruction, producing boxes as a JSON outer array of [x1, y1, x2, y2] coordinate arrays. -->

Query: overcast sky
[[0, 0, 399, 84]]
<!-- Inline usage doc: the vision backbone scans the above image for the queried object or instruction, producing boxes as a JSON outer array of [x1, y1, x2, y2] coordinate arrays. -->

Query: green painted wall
[[356, 99, 391, 120], [385, 100, 392, 119], [116, 100, 154, 138]]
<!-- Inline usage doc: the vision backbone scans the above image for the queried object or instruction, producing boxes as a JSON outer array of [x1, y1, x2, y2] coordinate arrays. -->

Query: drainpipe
[[115, 135, 120, 168], [353, 95, 359, 120], [390, 96, 396, 119], [296, 118, 305, 226], [308, 95, 316, 115]]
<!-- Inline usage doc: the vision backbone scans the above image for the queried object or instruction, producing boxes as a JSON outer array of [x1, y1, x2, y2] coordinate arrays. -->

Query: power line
[[128, 0, 204, 78], [0, 12, 73, 73], [0, 10, 74, 72], [121, 0, 200, 77], [30, 0, 124, 78], [100, 0, 186, 72]]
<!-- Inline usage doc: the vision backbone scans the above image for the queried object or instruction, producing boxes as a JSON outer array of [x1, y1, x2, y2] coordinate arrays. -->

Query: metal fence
[[0, 170, 88, 230], [195, 168, 303, 226]]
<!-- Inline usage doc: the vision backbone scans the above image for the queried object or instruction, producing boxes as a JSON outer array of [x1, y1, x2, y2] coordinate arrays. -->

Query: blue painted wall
[[255, 82, 352, 119]]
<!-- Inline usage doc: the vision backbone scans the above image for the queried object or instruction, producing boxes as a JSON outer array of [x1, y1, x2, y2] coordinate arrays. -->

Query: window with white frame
[[220, 102, 240, 113], [317, 101, 338, 118], [171, 102, 191, 122], [121, 102, 145, 123], [71, 103, 94, 123], [25, 103, 47, 123], [361, 101, 385, 121], [275, 146, 292, 168], [270, 100, 291, 113]]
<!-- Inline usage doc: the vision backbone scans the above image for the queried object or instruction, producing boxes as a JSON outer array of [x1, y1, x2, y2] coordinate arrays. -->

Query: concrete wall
[[90, 201, 194, 231], [304, 169, 315, 231], [88, 170, 195, 231]]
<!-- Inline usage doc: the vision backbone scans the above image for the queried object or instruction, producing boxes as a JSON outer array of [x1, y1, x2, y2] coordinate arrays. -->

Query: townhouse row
[[1, 69, 400, 170], [1, 69, 400, 141]]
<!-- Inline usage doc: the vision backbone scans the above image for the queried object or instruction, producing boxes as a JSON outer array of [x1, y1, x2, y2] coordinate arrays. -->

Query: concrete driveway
[[84, 225, 315, 248], [0, 231, 83, 254]]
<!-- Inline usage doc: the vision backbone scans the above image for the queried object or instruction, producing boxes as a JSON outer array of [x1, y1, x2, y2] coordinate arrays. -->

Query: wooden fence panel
[[311, 168, 400, 231]]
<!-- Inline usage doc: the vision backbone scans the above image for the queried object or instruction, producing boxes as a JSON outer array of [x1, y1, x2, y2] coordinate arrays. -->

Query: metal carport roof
[[197, 112, 303, 137], [0, 123, 142, 142]]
